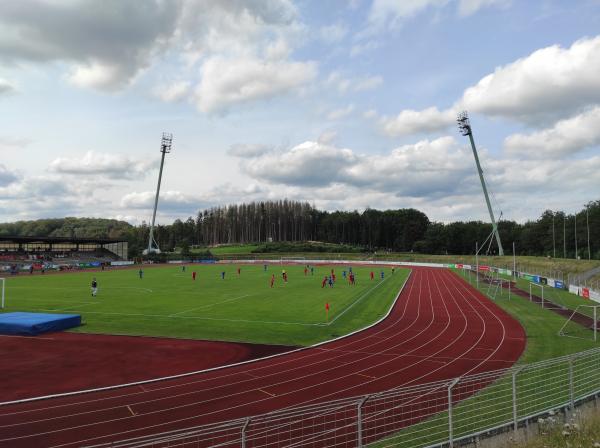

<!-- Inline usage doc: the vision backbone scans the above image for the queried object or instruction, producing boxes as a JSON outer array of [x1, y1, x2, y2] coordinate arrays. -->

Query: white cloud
[[380, 35, 600, 139], [241, 141, 358, 187], [364, 109, 378, 119], [49, 151, 158, 179], [0, 136, 31, 151], [227, 144, 272, 158], [0, 164, 19, 187], [324, 72, 383, 94], [0, 78, 15, 95], [457, 0, 509, 17], [327, 104, 355, 120], [194, 56, 317, 113], [238, 136, 473, 197], [320, 23, 349, 44], [230, 136, 600, 221], [461, 36, 600, 124], [366, 0, 507, 30], [317, 130, 338, 144], [154, 81, 191, 103], [0, 0, 303, 94], [504, 107, 600, 157], [379, 106, 456, 136], [350, 40, 381, 57], [121, 190, 198, 212], [0, 0, 178, 91]]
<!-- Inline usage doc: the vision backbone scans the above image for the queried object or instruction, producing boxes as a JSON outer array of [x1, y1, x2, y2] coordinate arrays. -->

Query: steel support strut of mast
[[146, 133, 172, 255], [457, 111, 504, 256]]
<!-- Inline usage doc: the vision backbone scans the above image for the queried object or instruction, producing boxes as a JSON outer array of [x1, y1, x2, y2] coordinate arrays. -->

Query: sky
[[1, 0, 600, 226]]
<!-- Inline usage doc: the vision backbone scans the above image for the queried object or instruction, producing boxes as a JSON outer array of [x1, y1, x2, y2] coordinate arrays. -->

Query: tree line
[[126, 199, 600, 259], [1, 199, 598, 259]]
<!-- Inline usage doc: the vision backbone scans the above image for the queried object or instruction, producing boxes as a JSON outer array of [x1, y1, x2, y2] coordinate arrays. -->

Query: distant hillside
[[0, 217, 132, 239]]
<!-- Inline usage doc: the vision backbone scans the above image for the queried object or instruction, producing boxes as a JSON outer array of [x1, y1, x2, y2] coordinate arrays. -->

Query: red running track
[[0, 267, 526, 448], [0, 332, 295, 402]]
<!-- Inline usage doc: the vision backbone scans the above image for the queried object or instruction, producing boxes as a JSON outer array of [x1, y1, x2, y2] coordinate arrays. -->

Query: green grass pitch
[[0, 264, 409, 346]]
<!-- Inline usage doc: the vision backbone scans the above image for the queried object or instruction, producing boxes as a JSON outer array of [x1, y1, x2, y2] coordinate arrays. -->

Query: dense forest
[[1, 200, 599, 259]]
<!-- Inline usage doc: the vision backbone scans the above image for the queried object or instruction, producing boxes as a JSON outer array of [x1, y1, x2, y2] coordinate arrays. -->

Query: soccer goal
[[529, 282, 547, 308], [559, 305, 600, 341], [0, 277, 5, 309]]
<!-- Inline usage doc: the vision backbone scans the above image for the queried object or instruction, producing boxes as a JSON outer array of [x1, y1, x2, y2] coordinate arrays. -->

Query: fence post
[[569, 356, 575, 411], [448, 378, 460, 448], [512, 367, 523, 434], [357, 395, 369, 447], [241, 417, 250, 448]]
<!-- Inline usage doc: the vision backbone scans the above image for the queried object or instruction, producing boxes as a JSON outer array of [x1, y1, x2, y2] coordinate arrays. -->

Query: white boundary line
[[168, 294, 253, 317], [0, 270, 412, 407], [327, 276, 390, 325]]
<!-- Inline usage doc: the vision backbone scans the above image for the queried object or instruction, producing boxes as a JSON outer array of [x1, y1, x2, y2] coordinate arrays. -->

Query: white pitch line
[[50, 302, 99, 312], [327, 276, 391, 325], [168, 294, 252, 317], [20, 308, 324, 326]]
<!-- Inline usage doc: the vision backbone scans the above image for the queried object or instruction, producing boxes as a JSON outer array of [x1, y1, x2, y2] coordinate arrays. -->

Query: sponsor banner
[[168, 260, 184, 264], [455, 264, 463, 269], [533, 275, 541, 283], [447, 264, 456, 269], [582, 288, 590, 299], [547, 278, 556, 288], [590, 289, 600, 303], [462, 264, 471, 270], [569, 285, 580, 295], [479, 265, 490, 272], [111, 261, 135, 266], [522, 274, 534, 282], [195, 259, 216, 264], [554, 280, 564, 289], [540, 277, 548, 285]]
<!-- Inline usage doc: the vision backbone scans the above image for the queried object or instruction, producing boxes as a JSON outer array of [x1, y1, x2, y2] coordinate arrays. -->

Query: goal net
[[528, 282, 567, 311], [558, 305, 600, 341]]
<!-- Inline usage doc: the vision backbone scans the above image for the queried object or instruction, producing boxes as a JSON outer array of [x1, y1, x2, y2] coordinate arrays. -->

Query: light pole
[[587, 206, 591, 260], [145, 133, 173, 255], [574, 214, 578, 259], [457, 112, 504, 256], [563, 214, 566, 259], [552, 212, 556, 258]]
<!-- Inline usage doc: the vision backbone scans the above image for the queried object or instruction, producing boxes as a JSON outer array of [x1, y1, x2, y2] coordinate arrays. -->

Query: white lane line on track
[[257, 388, 276, 398], [0, 268, 517, 447]]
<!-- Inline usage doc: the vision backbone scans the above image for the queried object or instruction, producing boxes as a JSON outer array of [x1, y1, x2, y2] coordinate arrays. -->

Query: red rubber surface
[[0, 267, 526, 448], [0, 333, 294, 402]]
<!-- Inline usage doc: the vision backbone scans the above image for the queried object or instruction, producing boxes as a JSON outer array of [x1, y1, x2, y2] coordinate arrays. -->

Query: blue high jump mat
[[0, 312, 81, 336]]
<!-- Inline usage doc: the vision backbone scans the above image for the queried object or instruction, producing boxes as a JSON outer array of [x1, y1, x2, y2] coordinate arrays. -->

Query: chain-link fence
[[86, 347, 600, 448]]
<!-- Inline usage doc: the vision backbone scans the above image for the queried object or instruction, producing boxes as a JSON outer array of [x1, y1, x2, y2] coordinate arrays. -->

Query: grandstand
[[0, 235, 128, 272]]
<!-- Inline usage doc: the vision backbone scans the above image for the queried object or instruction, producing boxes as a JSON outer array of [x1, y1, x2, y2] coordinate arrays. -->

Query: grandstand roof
[[0, 235, 127, 244]]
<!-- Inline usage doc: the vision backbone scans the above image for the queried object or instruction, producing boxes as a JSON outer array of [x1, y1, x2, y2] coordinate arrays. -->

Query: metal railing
[[87, 347, 600, 448]]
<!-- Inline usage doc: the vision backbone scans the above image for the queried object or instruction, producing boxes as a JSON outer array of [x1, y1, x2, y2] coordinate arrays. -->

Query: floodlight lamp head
[[457, 111, 471, 136], [160, 132, 173, 154]]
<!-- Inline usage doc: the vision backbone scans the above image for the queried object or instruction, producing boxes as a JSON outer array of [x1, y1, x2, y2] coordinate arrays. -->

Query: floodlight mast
[[146, 133, 172, 255], [457, 111, 504, 256]]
